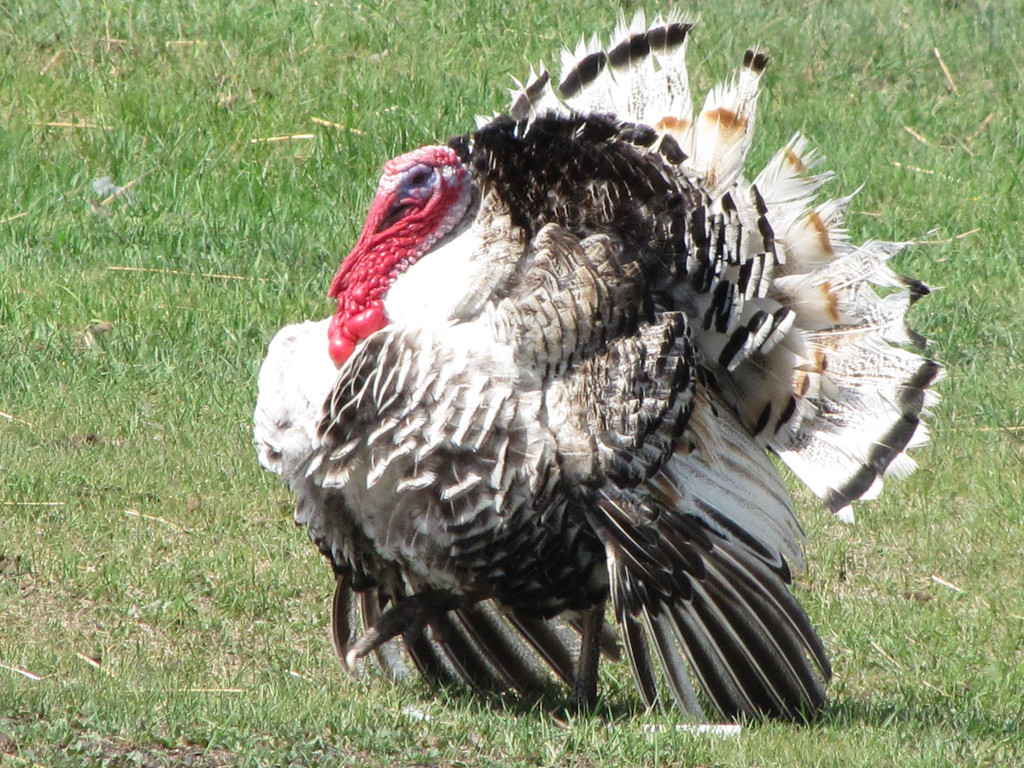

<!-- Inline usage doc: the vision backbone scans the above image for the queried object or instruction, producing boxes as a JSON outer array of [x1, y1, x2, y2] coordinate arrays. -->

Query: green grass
[[1, 0, 1022, 765]]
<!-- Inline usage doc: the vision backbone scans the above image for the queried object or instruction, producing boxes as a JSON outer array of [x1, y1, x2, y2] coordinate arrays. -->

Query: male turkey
[[254, 14, 941, 721]]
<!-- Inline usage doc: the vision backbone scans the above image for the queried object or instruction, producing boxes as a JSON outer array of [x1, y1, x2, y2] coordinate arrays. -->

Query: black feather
[[558, 51, 608, 98]]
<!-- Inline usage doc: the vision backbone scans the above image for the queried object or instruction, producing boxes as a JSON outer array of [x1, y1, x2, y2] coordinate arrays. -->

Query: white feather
[[254, 318, 337, 485]]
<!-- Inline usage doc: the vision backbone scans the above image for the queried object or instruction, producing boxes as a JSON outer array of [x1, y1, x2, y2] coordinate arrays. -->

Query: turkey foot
[[344, 590, 454, 672]]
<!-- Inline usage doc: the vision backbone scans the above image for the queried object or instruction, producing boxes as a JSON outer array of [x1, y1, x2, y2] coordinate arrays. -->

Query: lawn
[[1, 0, 1022, 765]]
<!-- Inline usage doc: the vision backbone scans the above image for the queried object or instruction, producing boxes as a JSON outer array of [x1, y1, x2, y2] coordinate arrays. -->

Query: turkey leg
[[344, 589, 455, 671], [568, 602, 605, 713]]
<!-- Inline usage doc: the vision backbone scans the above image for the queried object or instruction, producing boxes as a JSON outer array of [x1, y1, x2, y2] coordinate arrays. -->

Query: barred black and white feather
[[255, 12, 941, 721]]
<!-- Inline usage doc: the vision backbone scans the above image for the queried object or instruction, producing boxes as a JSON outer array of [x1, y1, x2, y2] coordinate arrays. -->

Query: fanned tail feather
[[522, 15, 943, 521], [726, 148, 942, 519], [508, 12, 941, 713], [685, 48, 767, 199], [508, 13, 695, 138]]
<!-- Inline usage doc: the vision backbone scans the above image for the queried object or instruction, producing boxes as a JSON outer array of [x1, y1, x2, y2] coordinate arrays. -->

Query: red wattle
[[346, 305, 386, 338], [327, 313, 355, 367], [328, 333, 355, 367], [327, 305, 387, 367]]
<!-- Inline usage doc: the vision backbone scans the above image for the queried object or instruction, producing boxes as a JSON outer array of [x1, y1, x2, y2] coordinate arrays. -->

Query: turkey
[[254, 13, 942, 721]]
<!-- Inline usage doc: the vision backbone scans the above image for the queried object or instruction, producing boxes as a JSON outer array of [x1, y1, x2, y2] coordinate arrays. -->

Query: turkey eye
[[399, 164, 437, 201], [406, 165, 433, 187], [376, 165, 437, 232]]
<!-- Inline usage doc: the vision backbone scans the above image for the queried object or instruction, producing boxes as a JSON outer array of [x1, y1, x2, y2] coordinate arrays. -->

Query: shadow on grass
[[397, 668, 650, 726], [410, 673, 1024, 743]]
